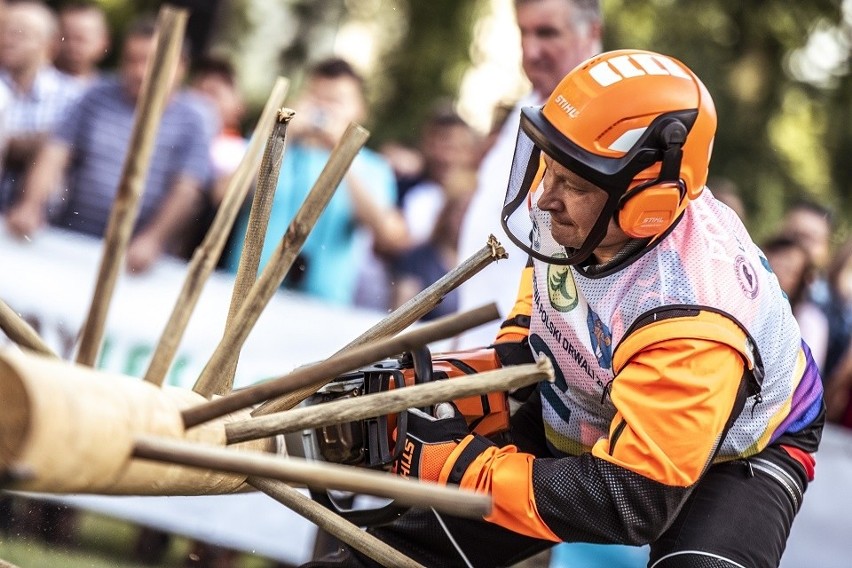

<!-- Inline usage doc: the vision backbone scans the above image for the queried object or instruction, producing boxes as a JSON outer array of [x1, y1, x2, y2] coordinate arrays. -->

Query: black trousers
[[304, 399, 822, 568]]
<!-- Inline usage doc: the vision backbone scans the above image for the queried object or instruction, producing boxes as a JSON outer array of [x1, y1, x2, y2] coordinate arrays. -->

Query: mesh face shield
[[501, 107, 696, 266]]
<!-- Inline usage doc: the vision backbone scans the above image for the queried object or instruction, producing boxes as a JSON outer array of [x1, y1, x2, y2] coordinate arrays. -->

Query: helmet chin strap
[[558, 194, 622, 266]]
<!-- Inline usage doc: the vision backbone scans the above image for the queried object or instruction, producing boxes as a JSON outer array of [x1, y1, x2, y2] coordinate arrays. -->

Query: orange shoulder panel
[[594, 313, 748, 486], [495, 265, 534, 345]]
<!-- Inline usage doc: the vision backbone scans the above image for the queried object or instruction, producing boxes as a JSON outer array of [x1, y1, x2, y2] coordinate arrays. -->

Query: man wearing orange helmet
[[307, 50, 824, 568]]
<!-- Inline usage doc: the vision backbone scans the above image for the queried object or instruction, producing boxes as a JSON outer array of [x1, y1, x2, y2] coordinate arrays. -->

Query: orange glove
[[393, 403, 495, 484]]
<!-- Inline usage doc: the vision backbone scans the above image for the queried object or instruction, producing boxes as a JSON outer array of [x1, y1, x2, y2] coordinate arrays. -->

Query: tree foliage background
[[53, 0, 852, 238]]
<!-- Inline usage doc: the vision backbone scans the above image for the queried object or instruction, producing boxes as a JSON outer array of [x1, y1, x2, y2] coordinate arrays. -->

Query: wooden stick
[[0, 298, 56, 357], [143, 78, 290, 386], [227, 357, 553, 444], [251, 236, 509, 417], [181, 303, 500, 428], [192, 109, 295, 397], [337, 235, 507, 355], [0, 558, 20, 568], [248, 478, 424, 568], [75, 6, 188, 367], [132, 435, 491, 519], [189, 124, 369, 400]]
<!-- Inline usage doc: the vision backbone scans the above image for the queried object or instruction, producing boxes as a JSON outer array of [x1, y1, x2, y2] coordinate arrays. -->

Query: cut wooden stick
[[132, 435, 491, 519], [336, 235, 507, 355], [190, 124, 370, 400], [181, 303, 500, 428], [75, 6, 188, 367], [251, 236, 509, 417], [193, 108, 295, 397], [143, 78, 290, 386], [0, 298, 56, 357], [227, 357, 553, 444], [248, 478, 424, 568]]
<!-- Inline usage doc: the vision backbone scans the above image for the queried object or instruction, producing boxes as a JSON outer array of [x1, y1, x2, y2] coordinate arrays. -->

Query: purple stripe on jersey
[[770, 341, 824, 443]]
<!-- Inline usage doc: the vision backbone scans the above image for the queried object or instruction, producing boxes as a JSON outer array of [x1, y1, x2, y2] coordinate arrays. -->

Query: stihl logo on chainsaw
[[397, 439, 416, 478]]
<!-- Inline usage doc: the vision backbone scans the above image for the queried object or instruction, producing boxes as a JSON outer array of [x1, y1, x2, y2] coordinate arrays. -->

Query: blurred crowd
[[2, 0, 852, 567]]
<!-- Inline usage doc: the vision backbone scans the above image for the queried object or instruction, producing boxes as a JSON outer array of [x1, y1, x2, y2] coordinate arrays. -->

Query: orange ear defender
[[617, 181, 684, 238], [617, 119, 689, 239]]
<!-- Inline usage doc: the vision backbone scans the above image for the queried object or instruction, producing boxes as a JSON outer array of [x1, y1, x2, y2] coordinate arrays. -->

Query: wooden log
[[193, 108, 295, 398], [191, 124, 370, 399], [227, 357, 554, 444], [0, 298, 55, 357], [143, 78, 290, 386], [132, 435, 491, 519], [248, 478, 425, 568], [76, 7, 188, 367], [0, 349, 273, 495], [181, 303, 500, 428], [253, 236, 509, 416]]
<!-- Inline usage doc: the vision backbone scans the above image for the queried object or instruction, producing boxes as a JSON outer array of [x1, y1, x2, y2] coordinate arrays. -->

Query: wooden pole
[[227, 357, 554, 444], [75, 6, 188, 367], [132, 435, 491, 519], [189, 124, 370, 398], [143, 78, 290, 386], [248, 478, 425, 568], [0, 298, 56, 357], [181, 303, 500, 428], [251, 236, 509, 417], [193, 108, 295, 397], [337, 235, 507, 354]]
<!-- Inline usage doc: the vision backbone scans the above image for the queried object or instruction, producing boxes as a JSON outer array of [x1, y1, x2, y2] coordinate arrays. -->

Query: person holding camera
[[224, 58, 408, 306]]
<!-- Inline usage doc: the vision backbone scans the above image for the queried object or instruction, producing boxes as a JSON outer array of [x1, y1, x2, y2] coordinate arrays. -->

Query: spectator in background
[[379, 140, 424, 207], [455, 0, 603, 348], [816, 239, 852, 387], [822, 240, 852, 427], [761, 235, 828, 371], [175, 56, 248, 262], [780, 198, 834, 303], [5, 17, 212, 273], [0, 0, 83, 211], [190, 56, 247, 206], [54, 1, 110, 85], [225, 57, 407, 306], [392, 107, 481, 319]]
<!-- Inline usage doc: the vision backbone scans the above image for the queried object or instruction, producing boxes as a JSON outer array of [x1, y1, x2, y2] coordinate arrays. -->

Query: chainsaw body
[[285, 347, 510, 525]]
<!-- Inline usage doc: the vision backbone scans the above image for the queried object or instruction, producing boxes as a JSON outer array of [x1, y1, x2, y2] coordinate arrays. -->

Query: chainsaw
[[284, 345, 511, 526]]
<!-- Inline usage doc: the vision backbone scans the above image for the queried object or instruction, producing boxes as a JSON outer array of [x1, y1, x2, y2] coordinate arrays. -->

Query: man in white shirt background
[[455, 0, 602, 348]]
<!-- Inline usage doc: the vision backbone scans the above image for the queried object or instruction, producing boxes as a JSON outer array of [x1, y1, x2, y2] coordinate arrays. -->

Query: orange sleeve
[[440, 311, 751, 543], [594, 313, 749, 486], [440, 439, 561, 542], [494, 264, 534, 345]]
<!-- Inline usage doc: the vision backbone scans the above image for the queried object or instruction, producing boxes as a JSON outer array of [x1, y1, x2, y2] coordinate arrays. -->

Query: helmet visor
[[501, 114, 622, 266]]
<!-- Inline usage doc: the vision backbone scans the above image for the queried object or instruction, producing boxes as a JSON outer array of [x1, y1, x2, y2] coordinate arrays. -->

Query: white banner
[[0, 225, 385, 389]]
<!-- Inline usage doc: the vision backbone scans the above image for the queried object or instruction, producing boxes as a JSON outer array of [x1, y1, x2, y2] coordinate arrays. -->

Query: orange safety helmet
[[501, 49, 717, 265]]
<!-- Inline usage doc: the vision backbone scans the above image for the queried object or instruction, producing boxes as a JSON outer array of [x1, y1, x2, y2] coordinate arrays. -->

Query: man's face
[[120, 35, 183, 101], [516, 0, 599, 98], [781, 209, 832, 269], [294, 75, 365, 143], [537, 153, 628, 262], [58, 10, 109, 73], [0, 5, 52, 73]]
